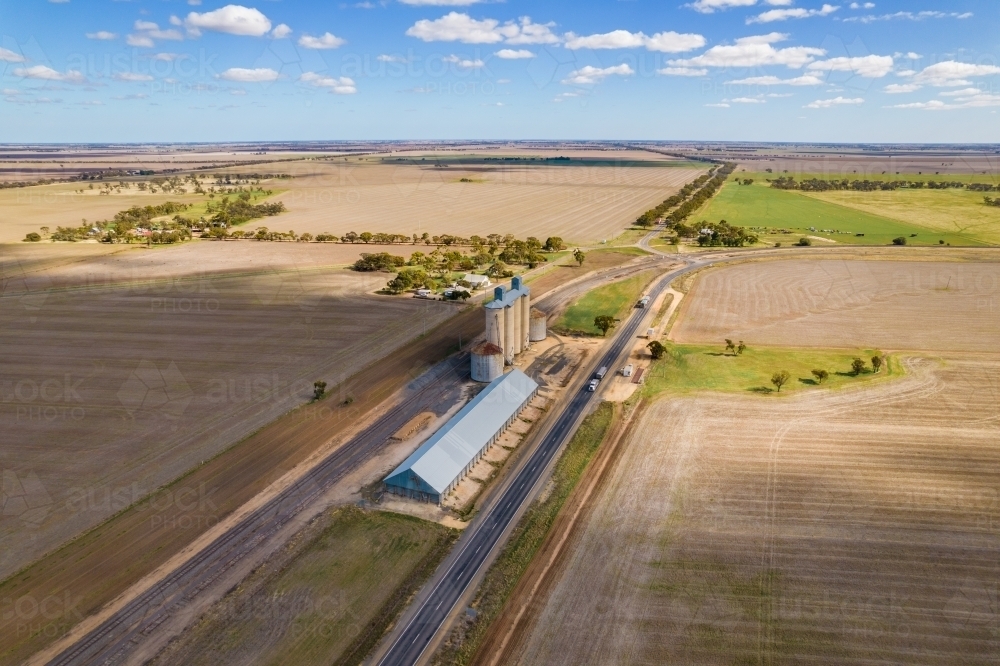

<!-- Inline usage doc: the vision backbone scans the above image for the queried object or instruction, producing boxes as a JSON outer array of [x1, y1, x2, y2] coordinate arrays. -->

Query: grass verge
[[553, 270, 656, 336], [432, 402, 616, 666], [150, 506, 457, 666], [638, 342, 899, 398]]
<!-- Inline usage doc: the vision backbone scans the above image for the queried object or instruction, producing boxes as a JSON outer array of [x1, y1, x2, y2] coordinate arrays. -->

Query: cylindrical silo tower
[[520, 289, 530, 350], [485, 303, 504, 349], [503, 298, 516, 364], [529, 308, 547, 342], [510, 299, 522, 356], [471, 341, 504, 382]]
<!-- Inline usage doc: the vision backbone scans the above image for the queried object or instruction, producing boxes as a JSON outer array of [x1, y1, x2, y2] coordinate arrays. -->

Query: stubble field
[[255, 158, 703, 245], [505, 254, 1000, 665], [0, 245, 455, 580], [671, 258, 1000, 352], [514, 356, 1000, 665]]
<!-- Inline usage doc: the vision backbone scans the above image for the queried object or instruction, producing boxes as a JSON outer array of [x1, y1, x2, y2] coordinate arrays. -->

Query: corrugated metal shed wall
[[384, 368, 539, 501]]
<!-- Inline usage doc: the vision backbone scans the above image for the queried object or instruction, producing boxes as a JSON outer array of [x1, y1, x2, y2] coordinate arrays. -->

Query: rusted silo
[[529, 308, 547, 342], [485, 302, 504, 349], [471, 341, 504, 382]]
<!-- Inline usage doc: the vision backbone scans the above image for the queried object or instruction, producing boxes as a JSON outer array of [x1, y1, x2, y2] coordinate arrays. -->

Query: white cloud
[[806, 54, 894, 78], [185, 5, 272, 37], [126, 34, 155, 48], [443, 54, 485, 68], [748, 4, 839, 24], [13, 65, 86, 83], [217, 67, 279, 82], [504, 18, 559, 45], [884, 83, 921, 93], [300, 71, 357, 94], [767, 92, 794, 97], [849, 2, 875, 8], [690, 0, 792, 13], [668, 33, 824, 70], [377, 54, 409, 63], [705, 102, 731, 107], [134, 20, 158, 31], [404, 12, 558, 45], [152, 53, 180, 61], [940, 87, 983, 97], [85, 31, 117, 40], [407, 12, 505, 43], [805, 95, 864, 108], [561, 63, 634, 85], [399, 0, 484, 4], [114, 72, 154, 82], [912, 61, 1000, 87], [298, 32, 346, 49], [0, 47, 26, 62], [271, 24, 292, 38], [727, 74, 822, 85], [564, 29, 705, 53], [843, 10, 973, 23], [659, 66, 708, 76], [730, 97, 765, 103], [495, 49, 535, 59]]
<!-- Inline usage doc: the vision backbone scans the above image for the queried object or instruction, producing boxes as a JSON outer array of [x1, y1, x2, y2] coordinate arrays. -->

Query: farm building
[[383, 368, 539, 504]]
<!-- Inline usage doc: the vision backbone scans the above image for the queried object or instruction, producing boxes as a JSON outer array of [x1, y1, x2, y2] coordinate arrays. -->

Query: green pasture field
[[554, 270, 657, 336], [695, 180, 986, 246], [638, 342, 898, 398]]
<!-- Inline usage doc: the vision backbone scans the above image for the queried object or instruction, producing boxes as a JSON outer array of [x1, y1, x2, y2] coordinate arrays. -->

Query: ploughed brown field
[[0, 242, 455, 580], [671, 258, 1000, 353], [507, 256, 1000, 665]]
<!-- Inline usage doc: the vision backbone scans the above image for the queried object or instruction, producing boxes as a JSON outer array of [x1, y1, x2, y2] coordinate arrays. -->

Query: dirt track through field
[[512, 356, 1000, 664], [672, 258, 1000, 352]]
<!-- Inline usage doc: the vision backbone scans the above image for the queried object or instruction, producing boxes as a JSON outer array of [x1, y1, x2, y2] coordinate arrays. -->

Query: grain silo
[[485, 291, 505, 350], [529, 308, 547, 342], [470, 341, 504, 382]]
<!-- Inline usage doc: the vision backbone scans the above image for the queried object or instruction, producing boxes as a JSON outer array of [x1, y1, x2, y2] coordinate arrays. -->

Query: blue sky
[[0, 0, 997, 142]]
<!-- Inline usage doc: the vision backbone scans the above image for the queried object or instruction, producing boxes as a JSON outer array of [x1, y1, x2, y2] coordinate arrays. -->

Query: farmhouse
[[383, 368, 539, 504], [462, 274, 492, 289]]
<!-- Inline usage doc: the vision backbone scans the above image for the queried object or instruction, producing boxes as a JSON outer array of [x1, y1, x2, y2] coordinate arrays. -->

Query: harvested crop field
[[260, 160, 703, 245], [672, 258, 1000, 352], [0, 254, 455, 579], [511, 356, 1000, 665]]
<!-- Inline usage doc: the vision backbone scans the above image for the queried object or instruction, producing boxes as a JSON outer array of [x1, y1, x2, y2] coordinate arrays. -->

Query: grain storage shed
[[471, 341, 504, 382], [383, 369, 539, 504]]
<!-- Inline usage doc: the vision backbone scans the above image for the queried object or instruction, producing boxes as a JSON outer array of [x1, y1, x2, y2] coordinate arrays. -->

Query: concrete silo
[[502, 294, 516, 364], [470, 341, 504, 382], [485, 290, 505, 350], [529, 308, 547, 342]]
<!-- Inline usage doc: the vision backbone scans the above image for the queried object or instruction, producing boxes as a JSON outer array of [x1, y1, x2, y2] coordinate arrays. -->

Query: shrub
[[23, 232, 41, 242], [892, 236, 906, 245]]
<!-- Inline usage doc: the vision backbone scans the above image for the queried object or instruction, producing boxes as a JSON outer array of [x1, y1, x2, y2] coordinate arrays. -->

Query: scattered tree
[[795, 237, 812, 246], [851, 358, 867, 376], [573, 249, 586, 267], [313, 380, 327, 400], [811, 369, 829, 384], [647, 340, 666, 360], [725, 339, 736, 355], [23, 232, 41, 242], [736, 341, 746, 355], [892, 236, 907, 246], [594, 315, 616, 336], [543, 236, 566, 251], [771, 370, 791, 392], [871, 355, 883, 373]]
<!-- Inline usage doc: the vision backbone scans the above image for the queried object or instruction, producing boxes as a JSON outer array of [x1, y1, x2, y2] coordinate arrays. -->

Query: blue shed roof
[[385, 369, 538, 495], [484, 278, 530, 310]]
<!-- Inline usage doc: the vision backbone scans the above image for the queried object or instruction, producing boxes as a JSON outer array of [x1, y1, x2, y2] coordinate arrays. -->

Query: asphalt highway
[[377, 253, 706, 666]]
